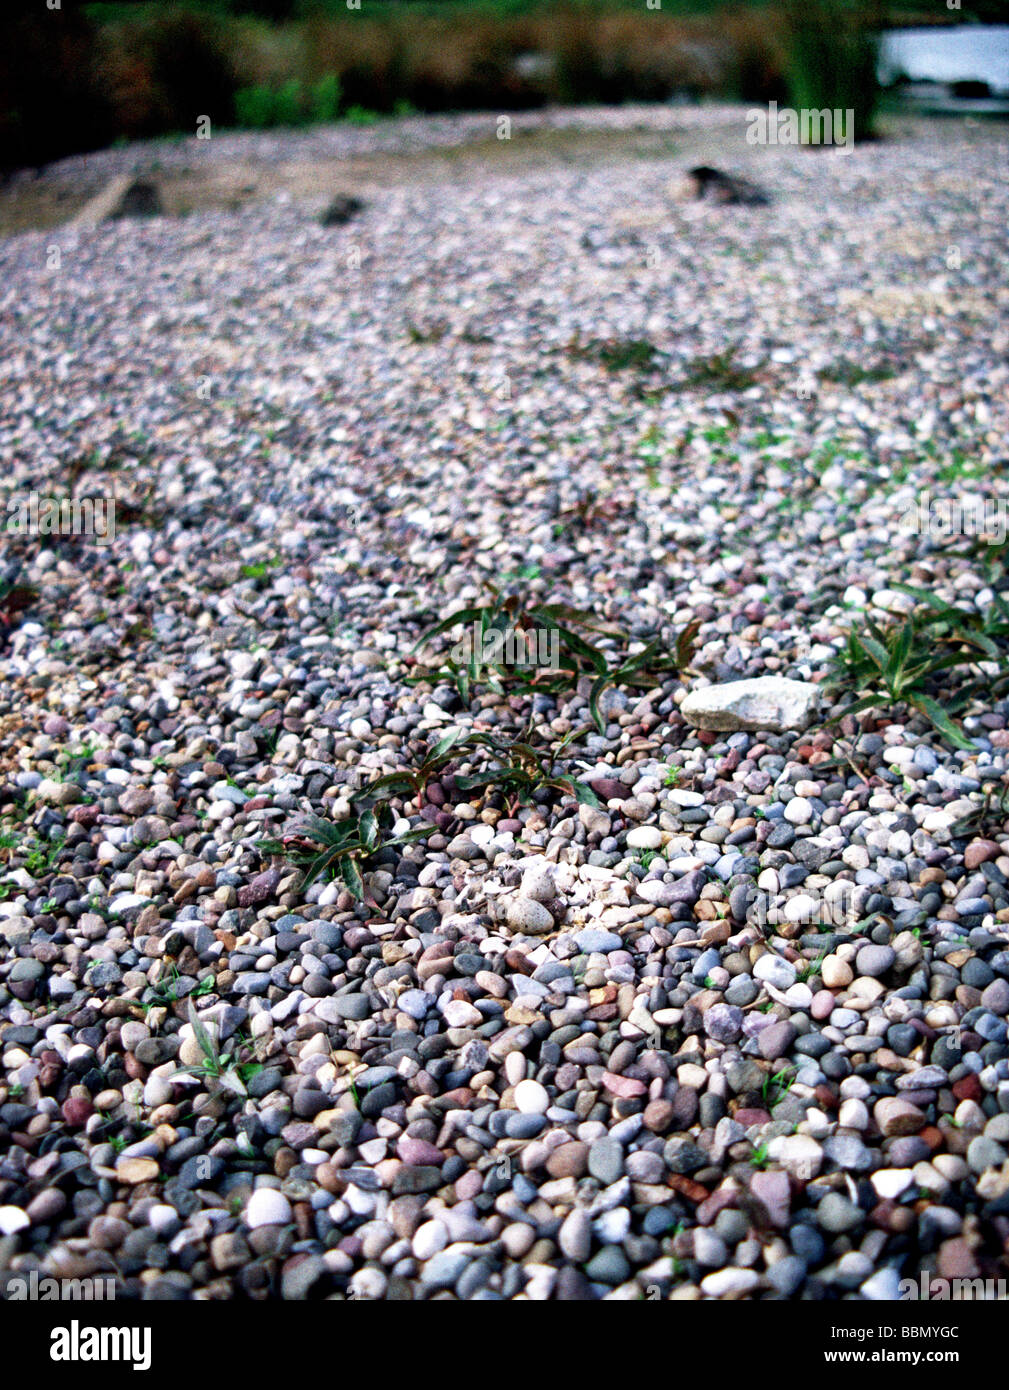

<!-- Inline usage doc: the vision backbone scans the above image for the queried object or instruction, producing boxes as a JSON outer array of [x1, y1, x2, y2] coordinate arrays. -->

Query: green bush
[[234, 84, 277, 128], [783, 0, 880, 143], [345, 104, 380, 126], [310, 72, 342, 123], [274, 78, 305, 125], [235, 78, 315, 129]]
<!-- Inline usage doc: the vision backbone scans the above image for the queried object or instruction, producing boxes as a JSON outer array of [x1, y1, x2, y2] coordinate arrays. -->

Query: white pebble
[[514, 1079, 550, 1114], [245, 1188, 292, 1228]]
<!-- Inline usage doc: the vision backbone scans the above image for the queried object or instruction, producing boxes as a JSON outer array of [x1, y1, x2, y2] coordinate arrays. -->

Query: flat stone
[[699, 1267, 761, 1297], [757, 1020, 797, 1060], [680, 678, 819, 734], [875, 1096, 926, 1137]]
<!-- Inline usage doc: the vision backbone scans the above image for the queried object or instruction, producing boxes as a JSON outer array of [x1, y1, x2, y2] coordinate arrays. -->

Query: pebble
[[246, 1189, 293, 1229]]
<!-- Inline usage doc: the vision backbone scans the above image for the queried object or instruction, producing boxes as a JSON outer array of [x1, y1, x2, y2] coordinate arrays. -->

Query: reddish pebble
[[643, 1099, 675, 1133], [965, 840, 1000, 869], [734, 1107, 771, 1127], [61, 1098, 93, 1126], [396, 1138, 444, 1166], [601, 1072, 645, 1099], [454, 1168, 483, 1200], [810, 991, 835, 1021], [695, 1187, 736, 1223], [953, 1073, 982, 1103]]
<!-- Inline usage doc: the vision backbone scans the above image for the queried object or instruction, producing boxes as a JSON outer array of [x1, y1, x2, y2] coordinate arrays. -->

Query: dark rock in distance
[[320, 194, 366, 226], [686, 166, 770, 206]]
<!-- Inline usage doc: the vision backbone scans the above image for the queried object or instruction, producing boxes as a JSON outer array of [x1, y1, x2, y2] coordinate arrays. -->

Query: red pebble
[[61, 1097, 93, 1126]]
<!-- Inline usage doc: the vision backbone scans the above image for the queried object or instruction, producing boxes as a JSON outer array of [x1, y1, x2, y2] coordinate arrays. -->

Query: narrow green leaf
[[588, 673, 609, 734], [911, 695, 975, 751], [359, 808, 378, 852], [339, 855, 365, 900]]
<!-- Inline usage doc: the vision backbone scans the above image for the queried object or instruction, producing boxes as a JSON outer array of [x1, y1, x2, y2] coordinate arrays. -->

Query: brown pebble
[[274, 1147, 299, 1178], [643, 1099, 675, 1133], [546, 1141, 589, 1179], [964, 840, 1000, 870], [937, 1237, 980, 1280]]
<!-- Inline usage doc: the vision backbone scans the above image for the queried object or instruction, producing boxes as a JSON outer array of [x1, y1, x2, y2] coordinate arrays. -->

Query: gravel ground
[[1, 105, 1008, 1302]]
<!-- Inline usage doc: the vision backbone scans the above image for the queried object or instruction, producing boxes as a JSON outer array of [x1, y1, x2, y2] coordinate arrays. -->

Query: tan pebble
[[116, 1157, 159, 1185], [821, 955, 853, 989]]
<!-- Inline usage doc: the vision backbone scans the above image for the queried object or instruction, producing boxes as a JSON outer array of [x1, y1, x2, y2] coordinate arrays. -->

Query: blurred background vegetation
[[1, 0, 1003, 172]]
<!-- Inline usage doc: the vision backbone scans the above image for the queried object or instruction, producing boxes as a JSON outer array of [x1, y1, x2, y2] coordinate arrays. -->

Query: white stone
[[441, 999, 482, 1028], [783, 983, 813, 1009], [412, 1220, 448, 1261], [520, 865, 556, 902], [504, 1052, 527, 1086], [0, 1207, 29, 1236], [700, 1267, 761, 1297], [514, 1079, 550, 1114], [841, 845, 870, 870], [626, 826, 663, 850], [871, 1168, 914, 1200], [838, 1097, 869, 1130], [772, 1134, 823, 1181], [753, 954, 797, 990], [783, 892, 818, 922], [680, 677, 819, 734], [665, 789, 704, 807], [505, 897, 554, 934], [148, 1204, 180, 1235], [245, 1188, 292, 1228]]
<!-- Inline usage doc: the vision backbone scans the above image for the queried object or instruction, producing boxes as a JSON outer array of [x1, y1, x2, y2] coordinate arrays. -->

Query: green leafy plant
[[820, 358, 896, 387], [19, 833, 66, 876], [234, 84, 276, 128], [412, 583, 699, 734], [761, 1065, 795, 1108], [568, 336, 662, 374], [259, 805, 434, 901], [274, 78, 305, 126], [412, 583, 616, 709], [826, 610, 983, 750], [344, 104, 379, 125], [147, 963, 185, 1005], [796, 947, 829, 983], [680, 348, 763, 392], [892, 583, 1009, 707], [173, 1001, 262, 1098], [348, 726, 473, 808], [948, 784, 1009, 839], [448, 729, 601, 816], [239, 557, 281, 581], [586, 620, 701, 732]]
